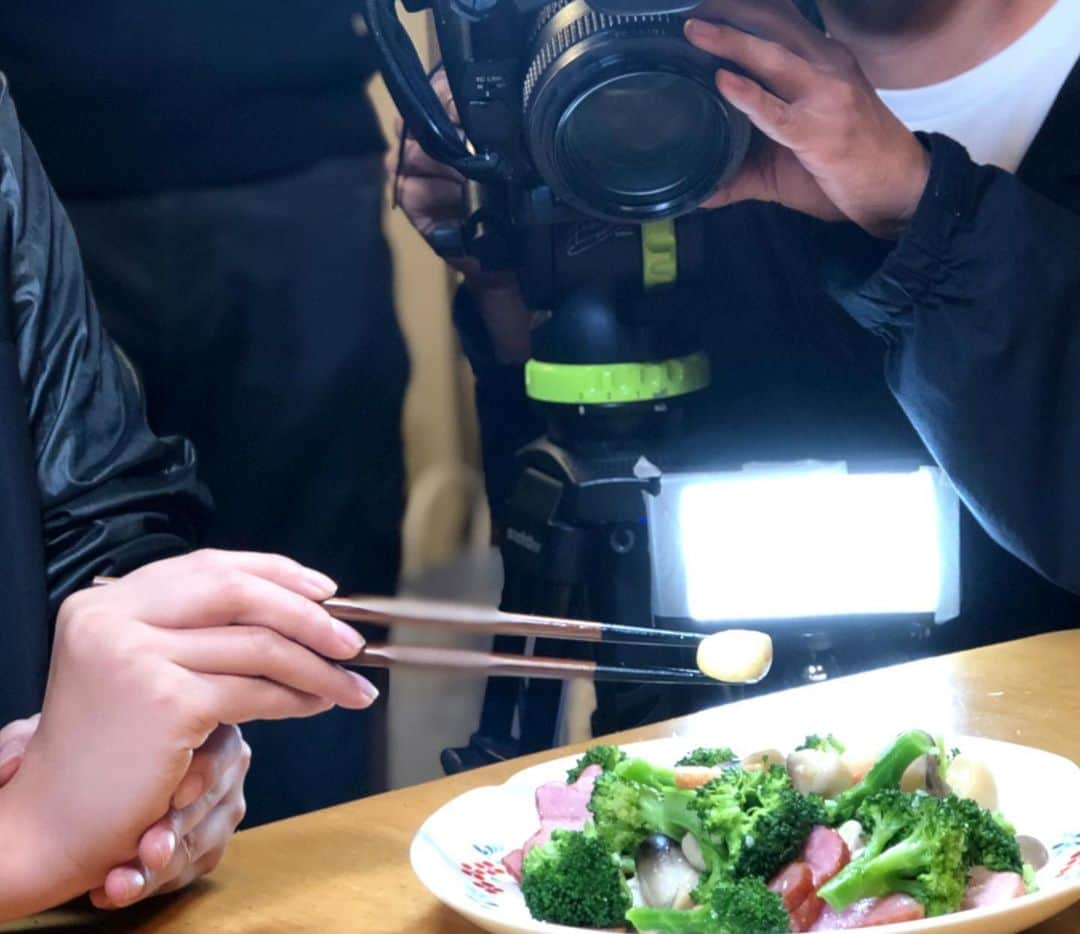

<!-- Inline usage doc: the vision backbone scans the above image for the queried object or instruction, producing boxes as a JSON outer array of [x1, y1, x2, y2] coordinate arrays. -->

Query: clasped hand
[[1, 718, 249, 909], [0, 550, 377, 918]]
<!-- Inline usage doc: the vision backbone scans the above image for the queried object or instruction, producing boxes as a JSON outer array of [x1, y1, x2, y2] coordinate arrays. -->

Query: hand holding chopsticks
[[92, 579, 773, 686]]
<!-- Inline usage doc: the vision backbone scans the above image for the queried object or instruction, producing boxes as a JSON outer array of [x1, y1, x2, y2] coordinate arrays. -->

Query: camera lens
[[559, 72, 729, 205], [525, 0, 751, 223]]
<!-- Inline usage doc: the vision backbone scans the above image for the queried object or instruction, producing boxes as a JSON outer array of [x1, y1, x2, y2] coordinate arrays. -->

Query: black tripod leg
[[475, 558, 541, 740], [476, 634, 526, 738], [441, 563, 531, 774], [441, 559, 579, 773], [514, 581, 579, 754], [589, 522, 730, 735]]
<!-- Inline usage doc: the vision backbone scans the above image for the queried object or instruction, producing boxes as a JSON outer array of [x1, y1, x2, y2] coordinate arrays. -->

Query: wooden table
[[11, 630, 1080, 933]]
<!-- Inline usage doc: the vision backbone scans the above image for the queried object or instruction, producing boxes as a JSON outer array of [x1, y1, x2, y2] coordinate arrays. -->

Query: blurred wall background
[[366, 14, 500, 788], [368, 15, 487, 578]]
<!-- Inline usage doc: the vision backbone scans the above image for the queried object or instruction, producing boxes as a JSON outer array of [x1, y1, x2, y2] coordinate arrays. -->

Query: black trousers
[[66, 155, 409, 826]]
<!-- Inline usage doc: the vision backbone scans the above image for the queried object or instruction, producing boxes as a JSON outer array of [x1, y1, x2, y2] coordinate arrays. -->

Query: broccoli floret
[[626, 876, 789, 933], [616, 756, 678, 789], [819, 793, 969, 917], [854, 789, 920, 859], [692, 765, 827, 884], [709, 877, 790, 933], [950, 797, 1023, 873], [567, 744, 627, 784], [587, 771, 655, 855], [676, 747, 737, 768], [828, 730, 934, 825], [799, 733, 846, 754], [588, 769, 705, 857], [585, 757, 684, 855], [520, 827, 632, 928]]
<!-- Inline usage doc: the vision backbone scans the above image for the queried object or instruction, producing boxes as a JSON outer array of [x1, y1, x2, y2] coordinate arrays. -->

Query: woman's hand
[[0, 550, 376, 919], [89, 725, 251, 909], [684, 0, 930, 238], [0, 719, 250, 909]]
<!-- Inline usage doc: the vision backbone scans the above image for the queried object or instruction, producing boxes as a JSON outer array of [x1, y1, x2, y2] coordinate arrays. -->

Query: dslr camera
[[365, 0, 755, 300]]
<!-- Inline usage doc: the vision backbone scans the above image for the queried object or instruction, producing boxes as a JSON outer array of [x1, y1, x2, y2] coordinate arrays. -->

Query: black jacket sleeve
[[830, 132, 1080, 593], [2, 79, 211, 609]]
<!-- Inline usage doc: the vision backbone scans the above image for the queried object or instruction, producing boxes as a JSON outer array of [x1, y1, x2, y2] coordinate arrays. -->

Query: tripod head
[[524, 214, 712, 455]]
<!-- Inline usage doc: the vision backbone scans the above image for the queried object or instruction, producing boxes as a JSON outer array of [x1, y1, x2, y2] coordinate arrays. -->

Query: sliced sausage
[[962, 867, 1026, 910], [790, 891, 826, 932], [810, 895, 924, 929], [801, 826, 851, 888], [769, 861, 815, 911], [862, 895, 927, 925], [810, 898, 873, 931]]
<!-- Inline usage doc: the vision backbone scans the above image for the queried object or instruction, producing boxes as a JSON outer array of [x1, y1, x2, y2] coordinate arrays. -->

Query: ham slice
[[534, 765, 602, 820], [810, 894, 925, 929], [502, 847, 525, 882], [502, 765, 602, 882], [962, 867, 1026, 910]]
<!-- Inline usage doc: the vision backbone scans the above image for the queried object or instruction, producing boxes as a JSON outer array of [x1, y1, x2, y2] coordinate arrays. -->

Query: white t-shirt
[[877, 0, 1080, 172]]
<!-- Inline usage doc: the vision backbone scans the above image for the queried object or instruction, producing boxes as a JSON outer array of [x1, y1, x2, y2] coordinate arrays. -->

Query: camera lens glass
[[525, 0, 752, 221], [558, 72, 728, 206]]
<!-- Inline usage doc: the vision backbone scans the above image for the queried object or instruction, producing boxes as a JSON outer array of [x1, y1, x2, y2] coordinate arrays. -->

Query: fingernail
[[685, 19, 715, 41], [333, 619, 364, 653], [124, 870, 147, 903], [0, 750, 22, 785], [304, 570, 338, 598], [350, 672, 380, 704], [159, 830, 177, 864]]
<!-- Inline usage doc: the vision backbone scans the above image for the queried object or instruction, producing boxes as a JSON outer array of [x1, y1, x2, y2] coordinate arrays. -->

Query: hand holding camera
[[390, 69, 533, 364], [389, 71, 474, 278], [384, 0, 931, 263], [685, 0, 931, 238]]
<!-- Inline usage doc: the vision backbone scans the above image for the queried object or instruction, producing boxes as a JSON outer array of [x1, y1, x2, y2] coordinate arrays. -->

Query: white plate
[[411, 735, 1080, 934]]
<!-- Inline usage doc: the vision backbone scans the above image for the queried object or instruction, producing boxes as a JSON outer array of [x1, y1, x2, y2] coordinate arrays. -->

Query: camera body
[[430, 0, 749, 226], [367, 0, 750, 301]]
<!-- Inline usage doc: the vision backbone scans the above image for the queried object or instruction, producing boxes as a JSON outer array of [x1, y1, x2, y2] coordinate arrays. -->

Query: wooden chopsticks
[[322, 595, 704, 649], [91, 579, 718, 686], [349, 643, 715, 685]]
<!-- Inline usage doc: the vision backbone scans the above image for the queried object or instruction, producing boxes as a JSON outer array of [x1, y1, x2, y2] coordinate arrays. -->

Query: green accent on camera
[[642, 219, 678, 288], [525, 352, 710, 404]]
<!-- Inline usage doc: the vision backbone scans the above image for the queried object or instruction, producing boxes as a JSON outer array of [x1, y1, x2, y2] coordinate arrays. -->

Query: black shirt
[[0, 2, 385, 197]]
